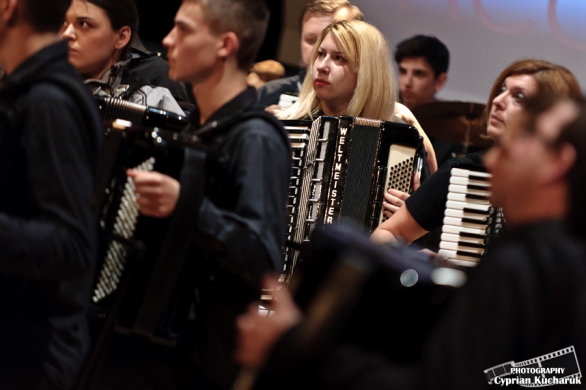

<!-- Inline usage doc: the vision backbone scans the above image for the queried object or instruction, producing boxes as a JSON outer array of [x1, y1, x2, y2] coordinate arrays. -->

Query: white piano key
[[445, 200, 492, 213], [441, 233, 487, 246], [440, 241, 486, 254], [450, 167, 491, 180], [449, 176, 491, 187]]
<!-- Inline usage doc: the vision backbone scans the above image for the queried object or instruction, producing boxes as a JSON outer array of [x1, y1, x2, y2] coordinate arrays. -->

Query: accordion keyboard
[[93, 158, 155, 303], [438, 167, 503, 267]]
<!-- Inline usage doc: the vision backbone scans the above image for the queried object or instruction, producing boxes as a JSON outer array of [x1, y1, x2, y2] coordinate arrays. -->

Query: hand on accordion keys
[[382, 171, 421, 218], [126, 169, 180, 218]]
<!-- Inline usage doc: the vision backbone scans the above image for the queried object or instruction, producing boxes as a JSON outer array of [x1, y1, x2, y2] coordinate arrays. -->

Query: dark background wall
[[134, 0, 284, 63]]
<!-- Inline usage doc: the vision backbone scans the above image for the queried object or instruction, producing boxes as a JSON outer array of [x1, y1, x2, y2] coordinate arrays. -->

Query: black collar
[[191, 86, 257, 127], [5, 41, 69, 88]]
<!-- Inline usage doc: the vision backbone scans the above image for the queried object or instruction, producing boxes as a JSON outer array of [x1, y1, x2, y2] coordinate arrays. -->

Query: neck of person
[[320, 99, 350, 117], [0, 26, 61, 75], [192, 60, 248, 126], [502, 184, 568, 228]]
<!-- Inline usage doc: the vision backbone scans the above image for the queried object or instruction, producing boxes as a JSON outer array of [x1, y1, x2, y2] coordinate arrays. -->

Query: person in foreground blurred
[[235, 95, 586, 389], [278, 19, 438, 173], [0, 0, 103, 387], [94, 0, 290, 389], [371, 59, 582, 249]]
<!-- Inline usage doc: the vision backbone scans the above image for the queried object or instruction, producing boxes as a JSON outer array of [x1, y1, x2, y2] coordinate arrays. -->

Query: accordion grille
[[340, 121, 382, 229]]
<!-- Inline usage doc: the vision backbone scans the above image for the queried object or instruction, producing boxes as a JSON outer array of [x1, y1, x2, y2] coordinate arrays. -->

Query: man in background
[[395, 34, 449, 111], [257, 0, 363, 111]]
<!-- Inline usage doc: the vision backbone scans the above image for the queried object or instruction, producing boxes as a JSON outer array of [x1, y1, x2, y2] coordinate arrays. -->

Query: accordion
[[283, 226, 466, 367], [95, 96, 189, 131], [92, 120, 190, 346], [438, 164, 504, 266], [283, 116, 423, 279]]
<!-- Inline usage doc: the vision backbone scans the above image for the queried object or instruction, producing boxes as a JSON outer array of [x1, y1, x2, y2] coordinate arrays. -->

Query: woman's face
[[312, 32, 357, 115], [486, 74, 537, 140], [61, 0, 128, 79]]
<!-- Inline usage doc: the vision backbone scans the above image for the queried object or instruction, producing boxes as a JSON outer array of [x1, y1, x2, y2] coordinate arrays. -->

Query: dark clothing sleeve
[[0, 83, 97, 282], [192, 119, 290, 282], [405, 152, 485, 231], [256, 75, 302, 107]]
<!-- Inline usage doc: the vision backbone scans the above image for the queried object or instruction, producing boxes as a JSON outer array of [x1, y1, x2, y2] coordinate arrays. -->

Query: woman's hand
[[382, 172, 421, 218], [126, 169, 180, 218]]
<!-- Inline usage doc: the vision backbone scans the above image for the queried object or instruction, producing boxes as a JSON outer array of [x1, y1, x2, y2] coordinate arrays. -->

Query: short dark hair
[[186, 0, 269, 71], [394, 35, 450, 77], [21, 0, 72, 32], [86, 0, 139, 59]]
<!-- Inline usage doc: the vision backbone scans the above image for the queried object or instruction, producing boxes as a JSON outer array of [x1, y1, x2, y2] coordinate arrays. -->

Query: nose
[[402, 73, 413, 87], [315, 56, 329, 74], [492, 91, 507, 110], [62, 23, 75, 41], [162, 27, 176, 49]]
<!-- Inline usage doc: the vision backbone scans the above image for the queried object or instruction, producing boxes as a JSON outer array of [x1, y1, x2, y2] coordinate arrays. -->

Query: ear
[[540, 143, 576, 184], [114, 26, 132, 51], [434, 72, 447, 92], [217, 31, 239, 62], [0, 0, 18, 26]]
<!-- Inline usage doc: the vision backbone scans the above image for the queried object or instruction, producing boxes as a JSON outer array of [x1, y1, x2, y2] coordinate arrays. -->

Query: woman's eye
[[335, 55, 346, 61], [514, 93, 526, 101], [317, 51, 325, 58]]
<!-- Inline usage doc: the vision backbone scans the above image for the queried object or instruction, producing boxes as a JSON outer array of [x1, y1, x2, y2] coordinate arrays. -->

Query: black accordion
[[272, 226, 467, 373], [283, 116, 423, 278], [92, 119, 189, 345], [438, 163, 504, 266]]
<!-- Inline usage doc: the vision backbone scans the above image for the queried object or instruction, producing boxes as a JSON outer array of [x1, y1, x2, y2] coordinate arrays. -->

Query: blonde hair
[[279, 20, 397, 120]]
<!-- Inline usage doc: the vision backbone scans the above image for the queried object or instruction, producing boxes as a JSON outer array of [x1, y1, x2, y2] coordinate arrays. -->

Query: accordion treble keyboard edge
[[438, 164, 504, 267]]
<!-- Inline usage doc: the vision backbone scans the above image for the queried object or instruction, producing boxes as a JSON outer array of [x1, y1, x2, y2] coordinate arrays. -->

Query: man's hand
[[235, 274, 302, 369], [127, 169, 180, 218]]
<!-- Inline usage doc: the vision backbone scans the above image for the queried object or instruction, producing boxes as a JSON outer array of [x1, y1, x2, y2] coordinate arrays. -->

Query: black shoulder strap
[[193, 104, 290, 150]]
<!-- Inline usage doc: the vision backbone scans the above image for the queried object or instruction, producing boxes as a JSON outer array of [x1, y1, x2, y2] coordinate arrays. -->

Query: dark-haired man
[[0, 0, 103, 388], [395, 34, 449, 111], [97, 0, 290, 389], [257, 0, 363, 111]]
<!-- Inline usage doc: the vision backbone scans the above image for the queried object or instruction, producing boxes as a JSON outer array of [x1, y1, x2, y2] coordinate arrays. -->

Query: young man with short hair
[[0, 0, 103, 387], [97, 0, 291, 389], [394, 34, 449, 111]]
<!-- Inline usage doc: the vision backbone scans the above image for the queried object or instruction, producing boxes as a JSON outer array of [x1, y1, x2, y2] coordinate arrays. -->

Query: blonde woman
[[279, 20, 438, 173]]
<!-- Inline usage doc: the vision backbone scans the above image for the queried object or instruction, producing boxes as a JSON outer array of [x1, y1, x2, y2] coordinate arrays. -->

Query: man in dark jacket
[[0, 0, 103, 388]]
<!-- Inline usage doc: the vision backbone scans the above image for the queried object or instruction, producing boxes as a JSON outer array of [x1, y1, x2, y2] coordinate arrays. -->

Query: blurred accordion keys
[[93, 156, 155, 303], [438, 165, 504, 266]]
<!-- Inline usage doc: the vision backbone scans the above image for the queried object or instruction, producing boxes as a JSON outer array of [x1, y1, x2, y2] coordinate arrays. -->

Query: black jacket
[[0, 41, 103, 389]]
